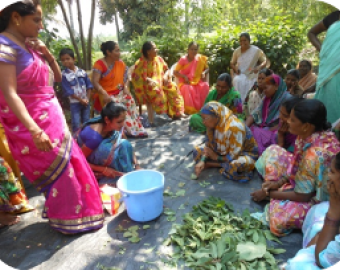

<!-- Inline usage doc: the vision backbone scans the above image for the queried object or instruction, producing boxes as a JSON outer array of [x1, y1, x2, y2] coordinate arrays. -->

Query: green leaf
[[267, 248, 286, 255], [128, 225, 139, 232], [236, 242, 266, 261], [128, 236, 141, 243], [142, 225, 150, 230], [176, 189, 186, 196], [178, 182, 185, 188], [252, 230, 259, 243], [123, 232, 132, 238]]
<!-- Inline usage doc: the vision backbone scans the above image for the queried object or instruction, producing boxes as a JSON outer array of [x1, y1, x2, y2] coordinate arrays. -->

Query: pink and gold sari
[[175, 54, 209, 115], [0, 48, 104, 233]]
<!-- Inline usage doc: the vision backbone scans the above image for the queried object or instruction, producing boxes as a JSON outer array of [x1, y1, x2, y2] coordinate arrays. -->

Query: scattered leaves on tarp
[[217, 181, 224, 185], [178, 182, 186, 188], [199, 181, 211, 187], [115, 225, 125, 232], [157, 164, 165, 169], [178, 204, 186, 210], [122, 225, 142, 243], [176, 189, 186, 197], [96, 263, 121, 270], [190, 173, 198, 180], [118, 247, 126, 255], [164, 207, 176, 222], [165, 197, 285, 269]]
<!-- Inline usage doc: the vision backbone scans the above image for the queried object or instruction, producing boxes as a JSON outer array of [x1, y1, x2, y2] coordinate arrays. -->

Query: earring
[[16, 21, 20, 26], [303, 129, 307, 132]]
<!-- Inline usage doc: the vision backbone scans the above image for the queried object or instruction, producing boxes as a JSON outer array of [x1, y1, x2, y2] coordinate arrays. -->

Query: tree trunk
[[67, 0, 75, 34], [114, 8, 120, 45], [185, 0, 189, 36], [58, 0, 83, 68], [87, 0, 96, 70], [75, 0, 87, 69]]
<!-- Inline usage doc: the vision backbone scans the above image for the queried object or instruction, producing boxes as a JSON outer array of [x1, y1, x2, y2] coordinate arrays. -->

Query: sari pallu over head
[[0, 48, 71, 195], [252, 75, 290, 127], [201, 101, 244, 156]]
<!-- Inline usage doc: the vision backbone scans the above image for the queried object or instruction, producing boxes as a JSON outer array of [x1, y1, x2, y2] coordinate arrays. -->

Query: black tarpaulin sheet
[[0, 117, 302, 270]]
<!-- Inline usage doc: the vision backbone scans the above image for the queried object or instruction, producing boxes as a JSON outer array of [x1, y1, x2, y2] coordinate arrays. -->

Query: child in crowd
[[60, 48, 93, 133]]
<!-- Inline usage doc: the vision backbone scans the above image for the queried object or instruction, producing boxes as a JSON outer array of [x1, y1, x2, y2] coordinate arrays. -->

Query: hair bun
[[323, 121, 332, 131]]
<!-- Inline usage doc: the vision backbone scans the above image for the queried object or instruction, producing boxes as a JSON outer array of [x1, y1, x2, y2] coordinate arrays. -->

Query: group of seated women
[[91, 40, 210, 134]]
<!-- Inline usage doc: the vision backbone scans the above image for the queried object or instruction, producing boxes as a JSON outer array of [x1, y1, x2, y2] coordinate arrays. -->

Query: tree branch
[[58, 0, 83, 68], [87, 0, 96, 70], [75, 0, 87, 69]]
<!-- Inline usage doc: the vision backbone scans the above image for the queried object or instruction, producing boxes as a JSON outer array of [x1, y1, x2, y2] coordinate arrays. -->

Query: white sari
[[232, 45, 266, 101]]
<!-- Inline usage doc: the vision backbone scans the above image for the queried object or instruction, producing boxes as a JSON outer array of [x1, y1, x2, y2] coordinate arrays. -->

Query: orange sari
[[92, 60, 146, 137]]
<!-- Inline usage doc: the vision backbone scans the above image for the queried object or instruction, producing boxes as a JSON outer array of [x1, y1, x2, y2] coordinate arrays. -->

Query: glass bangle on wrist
[[217, 156, 223, 162]]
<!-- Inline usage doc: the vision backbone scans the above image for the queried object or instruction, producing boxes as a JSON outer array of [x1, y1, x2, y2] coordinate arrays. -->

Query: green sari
[[315, 21, 340, 124], [189, 87, 242, 133]]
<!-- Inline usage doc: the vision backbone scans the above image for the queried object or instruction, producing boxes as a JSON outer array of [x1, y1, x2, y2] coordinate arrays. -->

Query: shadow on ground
[[0, 116, 302, 270]]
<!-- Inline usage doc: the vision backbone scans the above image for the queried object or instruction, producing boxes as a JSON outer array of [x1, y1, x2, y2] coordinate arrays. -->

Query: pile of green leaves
[[164, 197, 285, 270]]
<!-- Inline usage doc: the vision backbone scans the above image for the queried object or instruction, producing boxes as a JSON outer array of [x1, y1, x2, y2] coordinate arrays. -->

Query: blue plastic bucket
[[117, 170, 164, 222]]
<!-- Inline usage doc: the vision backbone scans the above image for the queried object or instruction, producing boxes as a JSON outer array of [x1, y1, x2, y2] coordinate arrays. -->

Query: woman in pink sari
[[174, 42, 209, 115], [0, 0, 104, 233]]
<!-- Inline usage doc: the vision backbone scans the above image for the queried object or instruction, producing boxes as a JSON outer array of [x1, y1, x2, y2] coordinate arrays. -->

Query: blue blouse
[[79, 126, 103, 150]]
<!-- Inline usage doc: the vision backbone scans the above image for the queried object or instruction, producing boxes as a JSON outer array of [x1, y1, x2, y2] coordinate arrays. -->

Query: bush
[[122, 11, 308, 84]]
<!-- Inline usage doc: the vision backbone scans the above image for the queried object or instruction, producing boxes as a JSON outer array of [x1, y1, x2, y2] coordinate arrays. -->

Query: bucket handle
[[118, 193, 128, 203]]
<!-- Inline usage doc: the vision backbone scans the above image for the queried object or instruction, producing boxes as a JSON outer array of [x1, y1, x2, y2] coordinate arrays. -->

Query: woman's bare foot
[[0, 212, 20, 226]]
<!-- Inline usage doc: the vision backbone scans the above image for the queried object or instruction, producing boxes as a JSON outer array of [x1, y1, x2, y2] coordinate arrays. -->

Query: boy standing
[[60, 48, 93, 133]]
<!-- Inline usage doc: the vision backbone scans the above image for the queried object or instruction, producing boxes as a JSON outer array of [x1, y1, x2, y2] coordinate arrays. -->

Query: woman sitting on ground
[[131, 41, 185, 127], [0, 156, 33, 226], [285, 69, 304, 97], [251, 99, 340, 237], [243, 68, 273, 118], [285, 153, 340, 269], [245, 74, 291, 155], [189, 73, 242, 133], [298, 59, 317, 91], [174, 41, 210, 115], [77, 102, 141, 185], [193, 101, 258, 183], [277, 97, 303, 153], [92, 41, 147, 138], [230, 32, 267, 102]]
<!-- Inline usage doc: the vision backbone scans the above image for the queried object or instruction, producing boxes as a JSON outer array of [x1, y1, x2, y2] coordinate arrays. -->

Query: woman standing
[[246, 74, 291, 155], [189, 73, 242, 133], [230, 33, 267, 102], [308, 10, 340, 124], [193, 102, 258, 183], [251, 99, 340, 237], [0, 0, 104, 233], [174, 42, 209, 115], [131, 41, 184, 126], [92, 41, 147, 138]]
